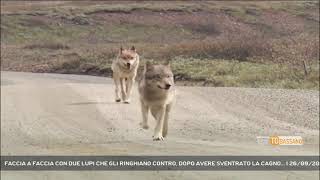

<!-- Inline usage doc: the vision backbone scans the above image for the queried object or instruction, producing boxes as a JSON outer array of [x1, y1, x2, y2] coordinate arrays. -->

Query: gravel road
[[1, 71, 319, 179]]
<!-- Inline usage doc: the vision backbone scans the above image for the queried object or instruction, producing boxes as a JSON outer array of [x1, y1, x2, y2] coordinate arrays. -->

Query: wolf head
[[118, 46, 139, 70], [144, 61, 174, 90]]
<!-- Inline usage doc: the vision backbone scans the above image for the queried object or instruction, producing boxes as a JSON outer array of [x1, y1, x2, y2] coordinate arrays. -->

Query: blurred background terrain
[[1, 1, 319, 89]]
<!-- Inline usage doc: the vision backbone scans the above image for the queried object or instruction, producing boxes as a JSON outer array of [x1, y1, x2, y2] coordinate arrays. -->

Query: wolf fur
[[138, 61, 175, 140], [111, 46, 139, 103]]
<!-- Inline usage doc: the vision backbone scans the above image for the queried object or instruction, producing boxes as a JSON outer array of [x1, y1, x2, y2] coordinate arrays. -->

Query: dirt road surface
[[1, 71, 319, 179]]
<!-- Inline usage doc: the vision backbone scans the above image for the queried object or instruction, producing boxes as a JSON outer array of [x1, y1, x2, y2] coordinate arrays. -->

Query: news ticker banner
[[1, 156, 319, 171]]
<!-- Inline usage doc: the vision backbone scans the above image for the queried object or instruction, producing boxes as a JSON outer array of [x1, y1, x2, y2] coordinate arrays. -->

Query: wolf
[[138, 61, 175, 141], [111, 46, 139, 103]]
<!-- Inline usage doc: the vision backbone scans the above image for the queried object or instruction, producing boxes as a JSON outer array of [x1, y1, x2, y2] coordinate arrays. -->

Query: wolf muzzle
[[164, 84, 171, 90], [126, 63, 131, 69], [158, 84, 172, 90]]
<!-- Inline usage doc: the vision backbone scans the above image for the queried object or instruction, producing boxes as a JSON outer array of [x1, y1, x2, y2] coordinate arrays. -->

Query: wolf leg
[[125, 77, 129, 93], [124, 77, 134, 104], [151, 106, 165, 141], [162, 103, 172, 137], [139, 101, 149, 129], [120, 78, 126, 101], [113, 77, 121, 102]]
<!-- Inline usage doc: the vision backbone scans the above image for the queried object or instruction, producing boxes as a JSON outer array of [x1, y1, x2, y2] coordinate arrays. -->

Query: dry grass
[[24, 42, 70, 50], [149, 32, 273, 61], [1, 1, 319, 89], [170, 57, 319, 90]]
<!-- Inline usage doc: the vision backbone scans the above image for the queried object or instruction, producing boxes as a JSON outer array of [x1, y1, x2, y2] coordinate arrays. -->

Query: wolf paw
[[123, 98, 131, 104], [153, 134, 164, 141]]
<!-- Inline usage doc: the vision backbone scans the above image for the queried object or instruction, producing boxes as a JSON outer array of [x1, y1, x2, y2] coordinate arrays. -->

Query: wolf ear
[[164, 60, 171, 68], [120, 46, 123, 54], [131, 46, 136, 52], [145, 61, 153, 71]]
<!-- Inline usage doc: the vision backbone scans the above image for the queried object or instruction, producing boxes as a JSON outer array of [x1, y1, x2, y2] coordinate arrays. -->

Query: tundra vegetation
[[1, 1, 319, 89]]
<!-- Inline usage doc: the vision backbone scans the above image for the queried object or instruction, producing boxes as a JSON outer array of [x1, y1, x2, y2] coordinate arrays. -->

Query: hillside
[[1, 1, 319, 89]]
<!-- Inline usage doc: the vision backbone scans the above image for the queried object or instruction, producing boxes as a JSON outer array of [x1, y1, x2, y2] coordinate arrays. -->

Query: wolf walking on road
[[138, 61, 175, 141], [111, 46, 139, 103]]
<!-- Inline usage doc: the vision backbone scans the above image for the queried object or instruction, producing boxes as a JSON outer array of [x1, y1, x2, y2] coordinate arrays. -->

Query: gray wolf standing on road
[[138, 61, 175, 140], [111, 46, 139, 103]]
